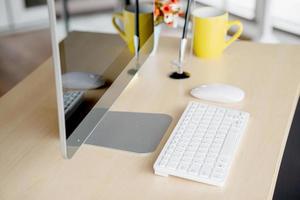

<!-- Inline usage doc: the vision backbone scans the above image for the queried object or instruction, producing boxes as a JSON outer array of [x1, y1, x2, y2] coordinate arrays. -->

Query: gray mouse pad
[[85, 111, 172, 153]]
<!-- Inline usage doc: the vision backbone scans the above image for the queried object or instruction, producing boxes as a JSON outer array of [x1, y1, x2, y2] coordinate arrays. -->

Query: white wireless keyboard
[[154, 101, 249, 186], [63, 91, 84, 117]]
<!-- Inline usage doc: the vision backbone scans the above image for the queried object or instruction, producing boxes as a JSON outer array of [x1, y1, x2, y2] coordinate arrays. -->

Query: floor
[[0, 29, 51, 96], [0, 13, 117, 98]]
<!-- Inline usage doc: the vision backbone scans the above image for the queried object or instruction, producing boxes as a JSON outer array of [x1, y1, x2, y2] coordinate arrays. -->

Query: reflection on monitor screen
[[47, 0, 154, 158]]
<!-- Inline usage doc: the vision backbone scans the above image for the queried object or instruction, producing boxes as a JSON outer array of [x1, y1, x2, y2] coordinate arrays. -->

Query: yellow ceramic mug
[[192, 7, 243, 58], [112, 5, 154, 54]]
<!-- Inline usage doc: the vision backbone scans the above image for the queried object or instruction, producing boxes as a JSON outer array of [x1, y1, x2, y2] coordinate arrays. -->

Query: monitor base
[[85, 110, 172, 153]]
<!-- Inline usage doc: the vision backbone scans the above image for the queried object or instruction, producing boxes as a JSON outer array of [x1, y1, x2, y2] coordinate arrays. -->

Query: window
[[195, 0, 300, 36], [273, 0, 300, 35], [0, 0, 10, 30]]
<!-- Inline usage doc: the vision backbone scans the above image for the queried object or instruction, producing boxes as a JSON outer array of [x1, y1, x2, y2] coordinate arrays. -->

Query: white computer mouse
[[190, 83, 245, 103], [62, 72, 105, 90]]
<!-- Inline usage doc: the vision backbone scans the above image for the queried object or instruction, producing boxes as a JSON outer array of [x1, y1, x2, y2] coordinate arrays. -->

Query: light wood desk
[[0, 37, 300, 200]]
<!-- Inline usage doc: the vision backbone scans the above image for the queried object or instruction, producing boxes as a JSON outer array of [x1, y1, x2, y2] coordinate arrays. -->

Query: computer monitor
[[47, 0, 155, 158]]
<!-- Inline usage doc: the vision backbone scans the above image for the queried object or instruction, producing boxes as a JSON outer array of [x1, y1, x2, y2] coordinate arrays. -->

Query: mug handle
[[224, 20, 243, 49], [112, 13, 127, 42]]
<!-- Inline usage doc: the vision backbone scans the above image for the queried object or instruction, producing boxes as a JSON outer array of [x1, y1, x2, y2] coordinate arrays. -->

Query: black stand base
[[127, 68, 138, 75], [169, 71, 190, 79]]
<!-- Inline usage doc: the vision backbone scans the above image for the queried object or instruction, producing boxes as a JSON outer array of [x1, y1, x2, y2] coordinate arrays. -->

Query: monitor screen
[[47, 0, 154, 158]]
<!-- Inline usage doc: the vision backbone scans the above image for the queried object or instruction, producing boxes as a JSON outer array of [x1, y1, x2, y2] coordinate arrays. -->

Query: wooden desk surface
[[0, 37, 300, 200]]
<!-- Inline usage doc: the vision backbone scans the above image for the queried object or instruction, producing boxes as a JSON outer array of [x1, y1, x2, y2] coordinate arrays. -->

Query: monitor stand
[[85, 109, 172, 153]]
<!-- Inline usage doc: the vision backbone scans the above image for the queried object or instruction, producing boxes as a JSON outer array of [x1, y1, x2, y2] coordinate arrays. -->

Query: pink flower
[[155, 0, 182, 27], [162, 4, 171, 13]]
